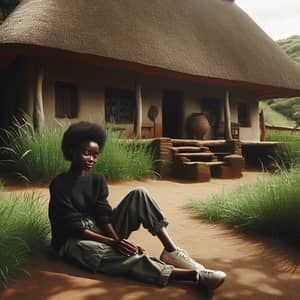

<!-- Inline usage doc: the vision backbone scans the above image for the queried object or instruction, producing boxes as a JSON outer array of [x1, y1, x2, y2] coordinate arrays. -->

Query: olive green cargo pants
[[59, 187, 174, 286]]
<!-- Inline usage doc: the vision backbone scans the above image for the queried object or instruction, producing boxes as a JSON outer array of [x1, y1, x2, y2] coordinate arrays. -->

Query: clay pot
[[186, 113, 210, 139]]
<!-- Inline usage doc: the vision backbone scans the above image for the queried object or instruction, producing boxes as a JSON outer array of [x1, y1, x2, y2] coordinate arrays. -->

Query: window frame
[[55, 82, 79, 119], [105, 88, 135, 124], [237, 102, 251, 128]]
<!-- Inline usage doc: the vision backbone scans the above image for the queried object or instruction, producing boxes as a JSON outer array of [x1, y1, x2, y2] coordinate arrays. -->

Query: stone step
[[171, 139, 203, 147], [175, 152, 214, 157], [183, 161, 224, 166], [213, 152, 231, 159], [170, 146, 204, 152]]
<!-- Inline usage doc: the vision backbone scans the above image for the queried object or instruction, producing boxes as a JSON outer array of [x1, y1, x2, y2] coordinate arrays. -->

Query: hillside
[[263, 35, 300, 125], [277, 35, 300, 63], [259, 102, 295, 127]]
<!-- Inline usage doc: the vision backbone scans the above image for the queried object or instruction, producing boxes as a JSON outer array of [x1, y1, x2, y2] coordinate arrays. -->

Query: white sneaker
[[160, 247, 205, 271], [196, 268, 226, 290]]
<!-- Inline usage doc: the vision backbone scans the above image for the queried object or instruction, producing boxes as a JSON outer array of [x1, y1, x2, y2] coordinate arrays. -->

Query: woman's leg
[[60, 238, 174, 286], [60, 239, 225, 289], [156, 227, 177, 252], [112, 187, 171, 240], [111, 186, 228, 287], [169, 269, 197, 281], [112, 187, 202, 269]]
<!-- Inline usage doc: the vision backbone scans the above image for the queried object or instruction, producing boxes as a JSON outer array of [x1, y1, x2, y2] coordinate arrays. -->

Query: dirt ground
[[1, 171, 300, 300]]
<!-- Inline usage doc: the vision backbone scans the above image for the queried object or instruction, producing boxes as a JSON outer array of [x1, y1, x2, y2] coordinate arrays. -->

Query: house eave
[[1, 43, 300, 100]]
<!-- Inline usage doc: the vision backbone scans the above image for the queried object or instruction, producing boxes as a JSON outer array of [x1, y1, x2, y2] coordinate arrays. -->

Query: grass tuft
[[187, 168, 300, 245], [0, 192, 50, 287], [0, 117, 68, 183], [266, 130, 300, 170], [187, 130, 300, 247]]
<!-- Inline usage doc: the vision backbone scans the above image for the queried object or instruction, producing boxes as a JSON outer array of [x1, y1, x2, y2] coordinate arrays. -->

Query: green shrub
[[187, 167, 300, 246], [0, 117, 155, 183], [0, 192, 50, 287]]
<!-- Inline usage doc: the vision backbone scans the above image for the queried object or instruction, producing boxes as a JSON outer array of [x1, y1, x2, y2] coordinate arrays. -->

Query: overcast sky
[[235, 0, 300, 40]]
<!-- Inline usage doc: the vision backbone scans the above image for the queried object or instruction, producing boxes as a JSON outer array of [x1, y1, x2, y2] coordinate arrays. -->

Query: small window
[[55, 82, 79, 118], [237, 102, 250, 127], [105, 88, 135, 124]]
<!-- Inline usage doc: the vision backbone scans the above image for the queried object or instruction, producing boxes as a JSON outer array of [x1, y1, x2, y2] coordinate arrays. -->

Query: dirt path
[[1, 171, 300, 300]]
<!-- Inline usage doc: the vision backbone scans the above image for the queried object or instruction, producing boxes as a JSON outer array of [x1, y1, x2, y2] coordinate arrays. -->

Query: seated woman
[[48, 121, 226, 291]]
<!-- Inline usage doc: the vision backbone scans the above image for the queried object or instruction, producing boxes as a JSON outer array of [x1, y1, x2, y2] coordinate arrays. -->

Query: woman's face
[[73, 141, 100, 172]]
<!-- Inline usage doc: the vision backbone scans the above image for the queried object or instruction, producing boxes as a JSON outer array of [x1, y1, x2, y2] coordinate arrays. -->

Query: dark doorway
[[201, 97, 221, 139], [162, 90, 183, 138]]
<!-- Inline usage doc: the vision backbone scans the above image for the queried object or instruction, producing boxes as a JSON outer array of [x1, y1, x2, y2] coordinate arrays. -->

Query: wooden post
[[33, 67, 45, 131], [135, 78, 142, 138], [259, 109, 266, 141], [224, 89, 232, 141]]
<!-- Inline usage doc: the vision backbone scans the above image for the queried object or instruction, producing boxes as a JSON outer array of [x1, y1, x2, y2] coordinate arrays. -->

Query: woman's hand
[[111, 239, 145, 256], [102, 224, 146, 256]]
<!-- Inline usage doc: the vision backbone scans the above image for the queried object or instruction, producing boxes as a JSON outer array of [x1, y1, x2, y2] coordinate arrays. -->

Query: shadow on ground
[[2, 239, 300, 300], [0, 252, 212, 300], [191, 228, 300, 300]]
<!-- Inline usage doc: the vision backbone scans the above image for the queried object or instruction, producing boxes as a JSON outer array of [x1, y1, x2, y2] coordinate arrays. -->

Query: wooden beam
[[224, 89, 232, 141], [33, 67, 45, 131], [135, 78, 142, 138]]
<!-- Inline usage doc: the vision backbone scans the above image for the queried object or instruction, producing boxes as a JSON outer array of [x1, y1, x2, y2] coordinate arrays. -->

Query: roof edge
[[1, 43, 300, 99]]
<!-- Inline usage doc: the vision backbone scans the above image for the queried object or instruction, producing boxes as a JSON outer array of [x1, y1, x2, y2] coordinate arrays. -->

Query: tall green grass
[[95, 135, 154, 180], [266, 130, 300, 169], [0, 117, 155, 183], [0, 191, 50, 287], [188, 129, 300, 247], [187, 167, 300, 246], [0, 118, 68, 183]]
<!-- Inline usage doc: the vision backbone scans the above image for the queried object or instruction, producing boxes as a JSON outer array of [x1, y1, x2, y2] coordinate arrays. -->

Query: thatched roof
[[1, 0, 300, 98]]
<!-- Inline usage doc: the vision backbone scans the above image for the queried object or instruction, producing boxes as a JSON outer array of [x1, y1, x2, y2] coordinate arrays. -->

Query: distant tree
[[0, 0, 20, 23]]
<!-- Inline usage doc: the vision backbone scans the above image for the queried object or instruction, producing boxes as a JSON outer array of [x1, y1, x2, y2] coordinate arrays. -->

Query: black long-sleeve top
[[48, 172, 113, 251]]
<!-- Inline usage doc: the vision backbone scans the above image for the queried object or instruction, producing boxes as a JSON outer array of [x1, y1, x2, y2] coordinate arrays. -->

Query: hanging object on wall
[[186, 112, 210, 140], [148, 105, 159, 137]]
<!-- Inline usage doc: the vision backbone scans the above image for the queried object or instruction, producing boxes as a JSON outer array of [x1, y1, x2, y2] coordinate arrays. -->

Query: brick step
[[183, 161, 224, 166], [171, 139, 204, 147], [213, 152, 231, 159], [175, 152, 214, 157], [170, 146, 210, 153], [179, 160, 225, 182]]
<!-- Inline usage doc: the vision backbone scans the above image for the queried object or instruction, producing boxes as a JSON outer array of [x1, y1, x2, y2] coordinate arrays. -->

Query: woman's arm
[[94, 177, 144, 255], [103, 223, 120, 240], [83, 229, 115, 245], [84, 227, 138, 256]]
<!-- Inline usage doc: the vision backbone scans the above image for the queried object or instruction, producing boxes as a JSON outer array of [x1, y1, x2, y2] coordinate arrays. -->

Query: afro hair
[[61, 121, 107, 161]]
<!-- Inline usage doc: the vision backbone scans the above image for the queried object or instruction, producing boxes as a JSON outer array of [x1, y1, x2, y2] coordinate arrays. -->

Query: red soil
[[1, 171, 300, 300]]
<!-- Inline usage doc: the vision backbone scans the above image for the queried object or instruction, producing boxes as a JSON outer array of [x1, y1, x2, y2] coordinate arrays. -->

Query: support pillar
[[135, 78, 142, 138], [259, 109, 266, 141], [224, 89, 232, 141], [33, 67, 45, 131]]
